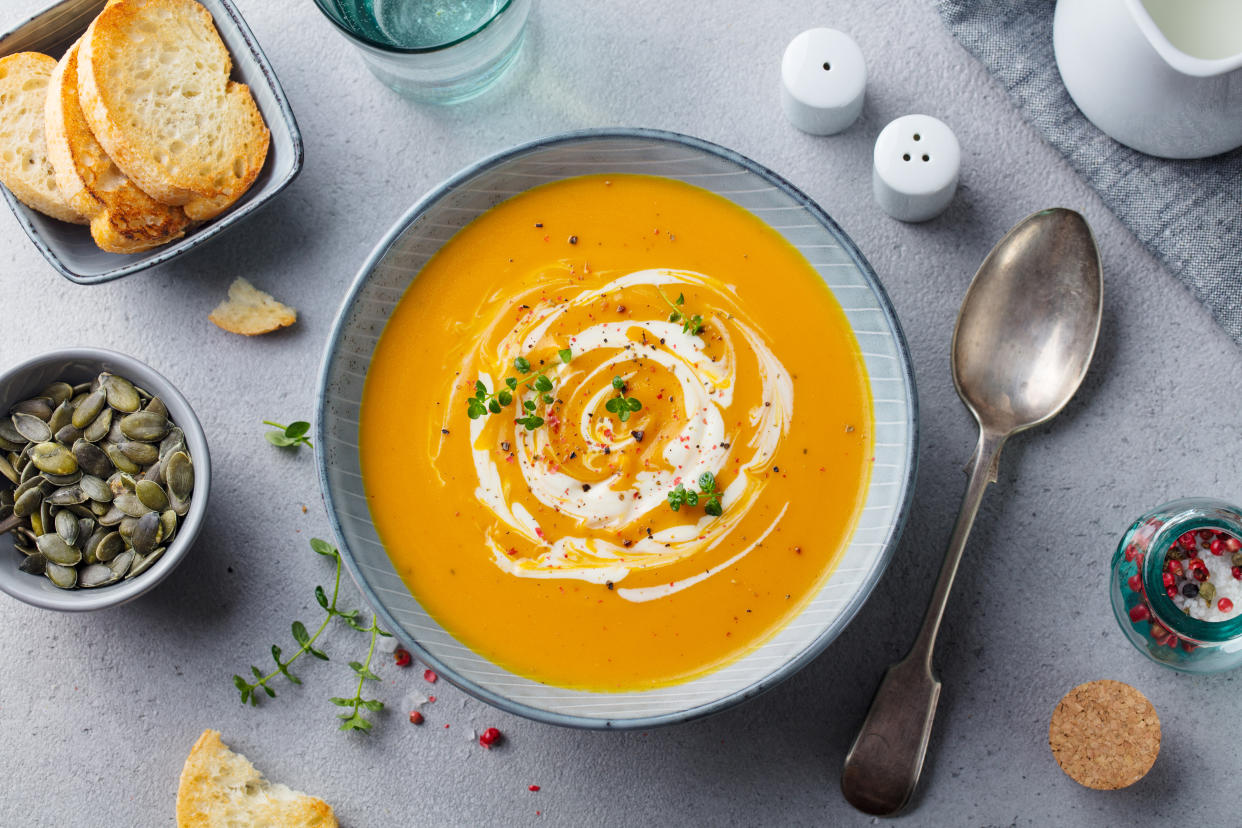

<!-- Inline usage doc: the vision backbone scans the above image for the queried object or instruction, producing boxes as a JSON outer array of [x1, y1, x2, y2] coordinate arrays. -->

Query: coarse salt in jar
[[1111, 498, 1242, 672]]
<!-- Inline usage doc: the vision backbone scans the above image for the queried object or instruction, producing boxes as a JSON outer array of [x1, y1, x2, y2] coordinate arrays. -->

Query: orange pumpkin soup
[[360, 174, 872, 691]]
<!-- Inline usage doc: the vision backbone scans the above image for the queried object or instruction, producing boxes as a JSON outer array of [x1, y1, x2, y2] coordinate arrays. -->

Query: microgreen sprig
[[604, 376, 643, 423], [466, 351, 572, 431], [263, 420, 313, 449], [232, 538, 391, 733], [657, 287, 704, 336], [667, 472, 724, 517]]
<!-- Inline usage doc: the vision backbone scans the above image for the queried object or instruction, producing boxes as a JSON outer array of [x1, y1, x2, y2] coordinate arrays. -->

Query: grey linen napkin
[[936, 1, 1242, 344]]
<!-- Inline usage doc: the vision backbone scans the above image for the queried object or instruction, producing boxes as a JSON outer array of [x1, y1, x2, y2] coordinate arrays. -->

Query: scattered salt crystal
[[377, 635, 400, 654], [1173, 551, 1242, 622], [402, 691, 429, 710], [466, 728, 478, 742]]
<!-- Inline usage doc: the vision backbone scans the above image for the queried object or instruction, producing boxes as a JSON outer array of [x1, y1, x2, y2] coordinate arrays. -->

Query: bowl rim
[[0, 0, 305, 285], [316, 127, 919, 729], [0, 347, 211, 611]]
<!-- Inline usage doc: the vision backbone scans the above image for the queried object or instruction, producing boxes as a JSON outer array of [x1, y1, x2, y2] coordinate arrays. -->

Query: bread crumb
[[209, 277, 296, 336]]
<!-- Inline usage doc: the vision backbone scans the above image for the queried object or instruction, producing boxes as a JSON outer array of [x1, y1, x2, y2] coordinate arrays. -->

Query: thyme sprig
[[604, 376, 643, 423], [667, 472, 724, 517], [330, 615, 390, 732], [657, 287, 704, 336], [467, 351, 573, 431], [232, 538, 390, 733]]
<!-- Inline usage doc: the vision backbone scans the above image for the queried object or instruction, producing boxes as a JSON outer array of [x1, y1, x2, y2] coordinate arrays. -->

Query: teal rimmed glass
[[309, 0, 531, 103], [1111, 497, 1242, 672]]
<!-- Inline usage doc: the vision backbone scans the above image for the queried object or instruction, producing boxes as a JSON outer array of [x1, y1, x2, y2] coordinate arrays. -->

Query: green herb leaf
[[534, 375, 553, 393], [524, 400, 536, 412], [612, 376, 625, 391], [558, 348, 573, 363], [310, 538, 337, 558], [488, 399, 502, 414], [676, 293, 685, 306], [314, 585, 329, 609], [265, 431, 295, 447], [263, 420, 313, 450], [285, 421, 311, 439], [698, 472, 715, 492], [514, 356, 531, 373], [497, 390, 513, 407]]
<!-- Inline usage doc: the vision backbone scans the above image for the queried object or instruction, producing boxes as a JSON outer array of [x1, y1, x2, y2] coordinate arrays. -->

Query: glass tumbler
[[1111, 497, 1242, 673], [311, 0, 532, 104]]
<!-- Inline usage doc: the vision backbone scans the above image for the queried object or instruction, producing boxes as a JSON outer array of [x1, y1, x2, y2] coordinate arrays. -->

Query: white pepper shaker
[[780, 28, 866, 136], [872, 114, 960, 222]]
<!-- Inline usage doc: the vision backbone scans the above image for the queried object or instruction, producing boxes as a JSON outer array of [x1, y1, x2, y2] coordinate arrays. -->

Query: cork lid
[[1049, 679, 1161, 790]]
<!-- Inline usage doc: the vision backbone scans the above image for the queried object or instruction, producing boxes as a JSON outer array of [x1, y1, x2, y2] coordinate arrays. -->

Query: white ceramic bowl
[[317, 129, 918, 729], [0, 348, 210, 611]]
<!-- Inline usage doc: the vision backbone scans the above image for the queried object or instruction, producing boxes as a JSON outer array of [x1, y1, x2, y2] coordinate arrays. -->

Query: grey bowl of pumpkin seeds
[[0, 348, 209, 611]]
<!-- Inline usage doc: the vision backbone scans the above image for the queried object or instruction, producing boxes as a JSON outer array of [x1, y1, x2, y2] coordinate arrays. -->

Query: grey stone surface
[[1, 0, 1239, 825]]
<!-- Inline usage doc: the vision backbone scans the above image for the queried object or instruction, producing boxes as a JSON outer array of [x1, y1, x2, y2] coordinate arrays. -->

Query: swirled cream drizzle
[[447, 268, 792, 602]]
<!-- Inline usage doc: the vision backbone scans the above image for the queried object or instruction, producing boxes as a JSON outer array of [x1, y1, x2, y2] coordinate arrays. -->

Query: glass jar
[[1111, 497, 1242, 672]]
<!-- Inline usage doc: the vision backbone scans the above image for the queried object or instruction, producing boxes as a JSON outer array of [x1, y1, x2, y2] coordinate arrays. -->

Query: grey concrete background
[[1, 0, 1239, 825]]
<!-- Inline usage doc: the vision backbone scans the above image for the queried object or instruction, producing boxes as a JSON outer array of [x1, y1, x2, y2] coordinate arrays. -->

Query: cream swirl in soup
[[453, 268, 793, 600]]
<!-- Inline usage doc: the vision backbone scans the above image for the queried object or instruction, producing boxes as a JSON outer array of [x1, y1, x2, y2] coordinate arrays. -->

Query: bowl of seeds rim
[[0, 347, 210, 611]]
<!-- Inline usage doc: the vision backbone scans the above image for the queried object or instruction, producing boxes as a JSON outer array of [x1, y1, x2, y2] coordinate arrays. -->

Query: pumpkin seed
[[0, 453, 16, 485], [54, 424, 83, 444], [169, 488, 190, 517], [45, 562, 76, 589], [78, 563, 118, 588], [97, 505, 126, 526], [131, 511, 162, 555], [118, 516, 138, 542], [36, 533, 81, 566], [114, 492, 151, 517], [38, 382, 73, 407], [55, 510, 79, 546], [71, 389, 106, 429], [77, 516, 96, 543], [46, 486, 87, 507], [79, 475, 112, 503], [119, 441, 158, 466], [126, 547, 165, 579], [136, 480, 169, 512], [165, 451, 194, 501], [0, 418, 27, 449], [41, 469, 82, 487], [12, 412, 52, 443], [145, 397, 168, 418], [12, 398, 52, 421], [119, 411, 168, 443], [159, 510, 177, 543], [103, 375, 141, 413], [109, 550, 136, 578], [94, 531, 123, 563], [18, 553, 45, 575], [102, 442, 140, 475], [13, 486, 42, 518], [29, 442, 77, 476], [90, 500, 109, 517], [83, 407, 112, 443], [47, 400, 73, 434], [159, 427, 186, 460]]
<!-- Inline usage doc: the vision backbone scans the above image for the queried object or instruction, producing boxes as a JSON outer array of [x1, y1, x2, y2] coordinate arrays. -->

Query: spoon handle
[[840, 428, 1006, 816]]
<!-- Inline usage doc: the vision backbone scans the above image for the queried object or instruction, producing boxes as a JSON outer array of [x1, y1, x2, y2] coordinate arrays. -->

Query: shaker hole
[[922, 154, 930, 162], [913, 133, 921, 141], [902, 154, 911, 162], [822, 62, 831, 71]]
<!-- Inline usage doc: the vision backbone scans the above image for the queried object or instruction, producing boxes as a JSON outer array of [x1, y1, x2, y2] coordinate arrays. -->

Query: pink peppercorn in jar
[[1112, 498, 1242, 672]]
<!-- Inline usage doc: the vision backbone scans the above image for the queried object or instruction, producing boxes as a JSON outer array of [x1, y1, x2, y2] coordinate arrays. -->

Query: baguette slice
[[176, 730, 337, 828], [0, 52, 87, 224], [78, 0, 270, 222], [209, 277, 297, 335], [46, 40, 190, 254]]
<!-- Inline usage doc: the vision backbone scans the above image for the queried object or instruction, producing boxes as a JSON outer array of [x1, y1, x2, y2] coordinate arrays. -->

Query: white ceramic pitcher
[[1054, 0, 1242, 159]]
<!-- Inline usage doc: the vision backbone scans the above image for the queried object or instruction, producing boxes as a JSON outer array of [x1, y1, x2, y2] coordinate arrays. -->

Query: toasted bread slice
[[46, 40, 190, 254], [176, 729, 337, 828], [78, 0, 270, 222], [209, 277, 297, 335], [0, 52, 87, 224]]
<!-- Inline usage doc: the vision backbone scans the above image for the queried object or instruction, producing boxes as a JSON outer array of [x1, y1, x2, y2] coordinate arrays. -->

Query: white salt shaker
[[780, 28, 866, 135], [873, 114, 960, 222]]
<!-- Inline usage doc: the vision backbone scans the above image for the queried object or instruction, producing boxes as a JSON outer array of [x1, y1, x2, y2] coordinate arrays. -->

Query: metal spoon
[[840, 208, 1102, 816]]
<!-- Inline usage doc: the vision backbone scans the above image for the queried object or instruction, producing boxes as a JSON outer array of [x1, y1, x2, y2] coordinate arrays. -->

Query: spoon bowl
[[841, 208, 1102, 816], [953, 208, 1103, 435]]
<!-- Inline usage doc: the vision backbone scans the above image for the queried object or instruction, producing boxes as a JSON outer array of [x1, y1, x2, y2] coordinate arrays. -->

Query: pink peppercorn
[[394, 648, 412, 667], [480, 727, 502, 748], [409, 711, 424, 725], [1220, 598, 1234, 613], [1129, 604, 1150, 623]]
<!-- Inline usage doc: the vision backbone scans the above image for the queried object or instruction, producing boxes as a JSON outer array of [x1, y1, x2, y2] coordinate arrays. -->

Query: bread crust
[[78, 0, 270, 221], [0, 52, 87, 224], [176, 729, 337, 828], [45, 40, 190, 253], [209, 277, 297, 335]]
